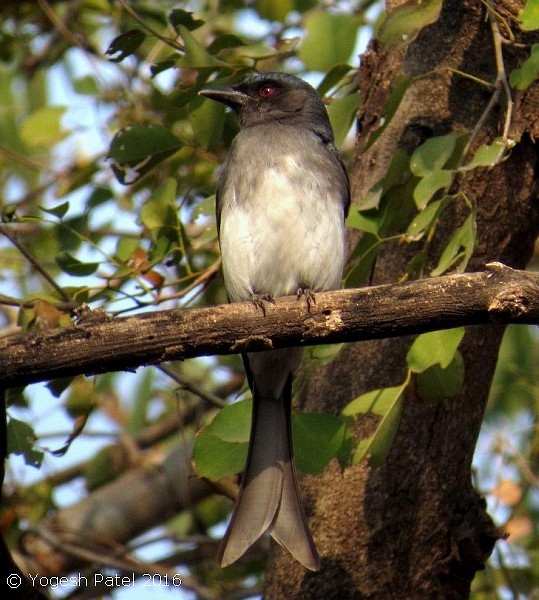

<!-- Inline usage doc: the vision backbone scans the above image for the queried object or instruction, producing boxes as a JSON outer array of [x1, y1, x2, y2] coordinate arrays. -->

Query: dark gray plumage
[[199, 72, 350, 570]]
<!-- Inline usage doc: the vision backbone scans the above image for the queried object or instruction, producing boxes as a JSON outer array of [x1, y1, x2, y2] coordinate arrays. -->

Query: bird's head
[[199, 72, 333, 141]]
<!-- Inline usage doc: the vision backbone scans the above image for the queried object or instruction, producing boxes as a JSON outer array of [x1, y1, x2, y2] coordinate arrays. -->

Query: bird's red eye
[[259, 85, 275, 97]]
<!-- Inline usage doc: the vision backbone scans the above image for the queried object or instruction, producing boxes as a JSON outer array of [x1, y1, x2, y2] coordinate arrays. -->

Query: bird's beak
[[198, 86, 250, 109]]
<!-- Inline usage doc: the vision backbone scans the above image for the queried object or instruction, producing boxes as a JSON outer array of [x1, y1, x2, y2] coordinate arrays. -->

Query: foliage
[[0, 0, 537, 598]]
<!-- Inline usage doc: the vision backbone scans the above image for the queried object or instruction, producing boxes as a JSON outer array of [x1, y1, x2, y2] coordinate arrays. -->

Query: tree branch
[[1, 263, 538, 389]]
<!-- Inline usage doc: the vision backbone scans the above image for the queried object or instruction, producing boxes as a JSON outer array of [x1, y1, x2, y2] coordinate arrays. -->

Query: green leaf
[[193, 431, 248, 481], [431, 208, 476, 276], [7, 417, 44, 468], [256, 0, 294, 22], [304, 343, 345, 364], [168, 9, 204, 32], [378, 0, 443, 47], [405, 196, 448, 241], [190, 96, 227, 151], [510, 44, 539, 90], [407, 328, 465, 372], [316, 64, 353, 96], [105, 29, 146, 62], [203, 399, 252, 444], [150, 54, 182, 78], [55, 251, 100, 277], [416, 351, 464, 402], [177, 26, 220, 68], [115, 237, 139, 262], [140, 177, 178, 232], [73, 75, 100, 95], [300, 11, 359, 72], [292, 413, 350, 474], [327, 92, 359, 146], [20, 106, 67, 148], [488, 325, 539, 415], [364, 76, 412, 150], [346, 208, 381, 236], [343, 385, 405, 466], [410, 133, 458, 177], [461, 137, 506, 171], [519, 0, 539, 31], [413, 169, 453, 209], [207, 34, 246, 55], [41, 201, 69, 219], [193, 399, 251, 480], [107, 124, 182, 184], [343, 384, 405, 417], [46, 378, 74, 398]]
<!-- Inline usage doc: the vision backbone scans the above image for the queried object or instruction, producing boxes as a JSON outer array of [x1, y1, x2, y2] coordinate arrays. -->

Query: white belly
[[219, 161, 345, 303]]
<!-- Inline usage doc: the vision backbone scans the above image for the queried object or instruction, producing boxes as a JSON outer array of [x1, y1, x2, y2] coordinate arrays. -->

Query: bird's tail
[[217, 351, 320, 570]]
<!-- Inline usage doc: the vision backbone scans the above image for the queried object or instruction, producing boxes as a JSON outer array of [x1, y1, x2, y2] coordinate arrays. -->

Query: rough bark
[[1, 265, 539, 389], [265, 0, 539, 598]]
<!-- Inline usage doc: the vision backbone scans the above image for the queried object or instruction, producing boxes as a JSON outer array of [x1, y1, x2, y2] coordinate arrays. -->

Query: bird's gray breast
[[217, 126, 346, 302]]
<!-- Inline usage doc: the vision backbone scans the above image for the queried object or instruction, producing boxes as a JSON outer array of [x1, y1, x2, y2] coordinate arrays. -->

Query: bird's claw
[[297, 286, 316, 311], [250, 293, 275, 315]]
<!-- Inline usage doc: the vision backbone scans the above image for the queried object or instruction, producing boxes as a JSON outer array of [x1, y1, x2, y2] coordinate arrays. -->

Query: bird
[[199, 72, 350, 571]]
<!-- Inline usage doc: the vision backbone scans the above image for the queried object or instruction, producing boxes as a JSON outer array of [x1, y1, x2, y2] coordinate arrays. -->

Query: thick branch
[[1, 263, 538, 389]]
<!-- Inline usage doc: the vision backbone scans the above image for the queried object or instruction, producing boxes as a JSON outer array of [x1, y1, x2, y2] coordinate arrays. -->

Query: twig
[[488, 0, 513, 147], [31, 527, 218, 600], [158, 364, 226, 408], [458, 1, 513, 168], [0, 225, 73, 303], [116, 0, 185, 52]]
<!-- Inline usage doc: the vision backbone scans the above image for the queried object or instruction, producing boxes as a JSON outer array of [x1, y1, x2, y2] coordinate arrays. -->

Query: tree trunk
[[266, 0, 539, 598]]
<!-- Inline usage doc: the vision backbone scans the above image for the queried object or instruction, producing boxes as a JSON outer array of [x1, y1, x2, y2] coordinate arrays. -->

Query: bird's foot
[[250, 293, 275, 316], [297, 286, 316, 312]]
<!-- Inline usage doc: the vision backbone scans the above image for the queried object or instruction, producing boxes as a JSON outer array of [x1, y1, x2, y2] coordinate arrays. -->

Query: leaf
[[460, 137, 507, 171], [343, 384, 405, 417], [41, 201, 69, 219], [327, 92, 359, 146], [364, 75, 412, 150], [190, 96, 227, 151], [292, 413, 350, 474], [256, 0, 294, 22], [105, 29, 146, 62], [193, 431, 248, 481], [203, 399, 252, 444], [519, 0, 539, 31], [405, 197, 448, 241], [300, 11, 359, 72], [55, 251, 100, 277], [46, 377, 73, 398], [20, 106, 67, 148], [150, 54, 182, 77], [346, 208, 381, 236], [139, 177, 178, 232], [207, 34, 246, 55], [410, 133, 458, 177], [73, 75, 99, 95], [7, 417, 44, 468], [343, 385, 406, 466], [193, 399, 251, 480], [304, 343, 345, 364], [168, 9, 204, 32], [378, 0, 443, 47], [407, 328, 465, 372], [431, 208, 476, 276], [413, 169, 453, 209], [107, 124, 182, 184], [510, 43, 539, 90], [416, 351, 464, 402], [316, 64, 354, 96], [177, 26, 220, 68]]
